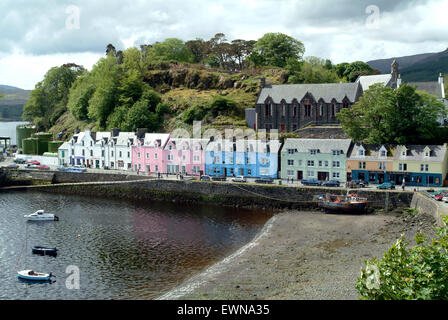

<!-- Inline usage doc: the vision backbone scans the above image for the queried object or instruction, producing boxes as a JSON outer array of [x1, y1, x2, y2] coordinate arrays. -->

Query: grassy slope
[[49, 65, 287, 137]]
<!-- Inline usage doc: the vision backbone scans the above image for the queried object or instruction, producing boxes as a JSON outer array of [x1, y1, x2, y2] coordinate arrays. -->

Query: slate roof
[[142, 133, 170, 148], [393, 145, 447, 162], [348, 143, 395, 160], [283, 139, 352, 154], [356, 74, 392, 91], [256, 83, 361, 104], [407, 81, 444, 99]]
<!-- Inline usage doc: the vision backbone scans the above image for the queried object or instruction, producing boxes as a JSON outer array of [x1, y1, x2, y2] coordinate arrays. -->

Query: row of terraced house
[[58, 130, 448, 187]]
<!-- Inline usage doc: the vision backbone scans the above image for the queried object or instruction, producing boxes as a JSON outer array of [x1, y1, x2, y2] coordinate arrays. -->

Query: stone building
[[253, 82, 363, 132]]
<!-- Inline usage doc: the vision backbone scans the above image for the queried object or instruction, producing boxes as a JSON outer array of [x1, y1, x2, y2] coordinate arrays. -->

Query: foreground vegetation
[[357, 215, 448, 300]]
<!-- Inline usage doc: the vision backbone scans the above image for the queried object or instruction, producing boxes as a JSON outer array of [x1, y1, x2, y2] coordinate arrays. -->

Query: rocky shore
[[159, 210, 437, 300]]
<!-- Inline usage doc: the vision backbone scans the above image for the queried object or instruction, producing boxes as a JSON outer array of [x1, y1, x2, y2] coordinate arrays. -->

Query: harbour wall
[[11, 175, 414, 211], [411, 192, 448, 226]]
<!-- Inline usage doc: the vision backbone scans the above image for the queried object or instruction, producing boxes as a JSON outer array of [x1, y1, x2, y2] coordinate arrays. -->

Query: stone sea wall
[[24, 177, 413, 211]]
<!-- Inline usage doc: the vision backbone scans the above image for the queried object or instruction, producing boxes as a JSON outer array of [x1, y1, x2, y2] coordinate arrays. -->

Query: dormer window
[[424, 147, 431, 157], [358, 146, 366, 156], [310, 149, 318, 155]]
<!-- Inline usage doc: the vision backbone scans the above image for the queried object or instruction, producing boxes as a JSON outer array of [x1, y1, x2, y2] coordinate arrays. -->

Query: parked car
[[3, 163, 19, 169], [27, 160, 40, 165], [13, 158, 26, 164], [200, 175, 212, 181], [376, 182, 395, 190], [322, 180, 340, 187], [37, 165, 50, 170], [301, 178, 322, 186], [24, 163, 39, 169], [442, 196, 448, 203], [211, 175, 226, 181], [254, 177, 274, 184], [231, 176, 247, 183], [347, 179, 369, 188]]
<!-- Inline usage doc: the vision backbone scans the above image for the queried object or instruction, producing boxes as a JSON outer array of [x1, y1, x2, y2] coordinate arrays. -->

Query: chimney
[[111, 128, 121, 137], [260, 77, 265, 88], [136, 128, 147, 139], [397, 74, 402, 87]]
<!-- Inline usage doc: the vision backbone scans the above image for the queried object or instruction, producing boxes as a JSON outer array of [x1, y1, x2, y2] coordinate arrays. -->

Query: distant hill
[[367, 48, 448, 82], [0, 85, 31, 120]]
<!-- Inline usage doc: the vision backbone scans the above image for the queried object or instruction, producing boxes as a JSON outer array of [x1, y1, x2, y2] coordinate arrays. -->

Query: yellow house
[[391, 144, 448, 186]]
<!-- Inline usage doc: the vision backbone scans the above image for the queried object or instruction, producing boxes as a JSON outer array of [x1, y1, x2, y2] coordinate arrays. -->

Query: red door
[[281, 125, 285, 132], [297, 171, 303, 180]]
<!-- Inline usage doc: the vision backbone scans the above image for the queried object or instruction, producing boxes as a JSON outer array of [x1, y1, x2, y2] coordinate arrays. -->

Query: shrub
[[356, 216, 448, 300]]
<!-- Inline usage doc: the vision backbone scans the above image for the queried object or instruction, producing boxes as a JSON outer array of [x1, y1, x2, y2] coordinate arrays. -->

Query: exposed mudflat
[[159, 210, 437, 300]]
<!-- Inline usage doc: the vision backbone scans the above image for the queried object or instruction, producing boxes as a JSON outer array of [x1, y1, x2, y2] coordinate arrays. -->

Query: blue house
[[205, 139, 280, 178]]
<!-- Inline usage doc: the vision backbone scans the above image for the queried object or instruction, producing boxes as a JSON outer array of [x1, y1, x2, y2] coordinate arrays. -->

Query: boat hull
[[17, 270, 51, 281], [319, 201, 368, 213], [24, 215, 59, 221], [32, 247, 58, 256]]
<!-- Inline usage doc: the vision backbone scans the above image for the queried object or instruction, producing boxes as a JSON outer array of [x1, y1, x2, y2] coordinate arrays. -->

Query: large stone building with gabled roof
[[253, 82, 363, 132]]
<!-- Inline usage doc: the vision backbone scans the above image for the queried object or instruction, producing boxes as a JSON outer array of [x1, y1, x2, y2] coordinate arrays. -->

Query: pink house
[[164, 138, 208, 176], [131, 133, 170, 174]]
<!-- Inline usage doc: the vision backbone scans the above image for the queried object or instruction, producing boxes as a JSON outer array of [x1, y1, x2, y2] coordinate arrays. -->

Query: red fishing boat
[[316, 193, 368, 213]]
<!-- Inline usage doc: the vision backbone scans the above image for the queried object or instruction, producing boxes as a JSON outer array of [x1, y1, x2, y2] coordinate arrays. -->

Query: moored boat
[[24, 210, 59, 221], [32, 246, 58, 256], [316, 193, 368, 213], [17, 270, 53, 281]]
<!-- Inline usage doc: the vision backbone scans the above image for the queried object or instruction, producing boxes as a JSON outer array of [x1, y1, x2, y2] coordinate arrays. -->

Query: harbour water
[[0, 191, 273, 299], [0, 121, 28, 145]]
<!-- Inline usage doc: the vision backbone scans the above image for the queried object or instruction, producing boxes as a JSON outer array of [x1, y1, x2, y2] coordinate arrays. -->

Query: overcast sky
[[1, 0, 447, 90]]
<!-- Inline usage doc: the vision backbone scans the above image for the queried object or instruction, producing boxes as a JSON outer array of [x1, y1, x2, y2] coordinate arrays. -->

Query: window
[[358, 149, 365, 156], [359, 161, 366, 169], [305, 103, 311, 117], [282, 104, 286, 117], [288, 159, 294, 166], [154, 153, 158, 159], [380, 150, 386, 157], [421, 164, 424, 171], [90, 150, 93, 156], [111, 151, 114, 157], [307, 160, 315, 167], [287, 149, 295, 155], [155, 165, 159, 172], [298, 160, 303, 166], [293, 106, 297, 117], [90, 141, 93, 147], [331, 104, 336, 116], [324, 161, 329, 167], [137, 152, 141, 158], [146, 153, 150, 159], [332, 161, 340, 168], [402, 151, 406, 156], [102, 150, 104, 157], [247, 169, 252, 175], [310, 149, 318, 155], [425, 164, 429, 172], [318, 161, 322, 167], [332, 150, 341, 156], [332, 172, 340, 178], [168, 145, 173, 150], [127, 152, 130, 158], [379, 162, 386, 170], [119, 151, 122, 158], [307, 171, 314, 177], [82, 150, 85, 156], [194, 155, 200, 162], [168, 154, 174, 161], [287, 170, 294, 176], [319, 104, 324, 117]]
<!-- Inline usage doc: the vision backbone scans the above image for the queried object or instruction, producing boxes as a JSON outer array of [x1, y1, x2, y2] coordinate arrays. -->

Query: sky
[[1, 0, 447, 90]]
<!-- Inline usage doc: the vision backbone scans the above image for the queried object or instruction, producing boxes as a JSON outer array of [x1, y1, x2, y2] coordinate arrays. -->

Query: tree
[[23, 64, 85, 129], [148, 38, 194, 63], [248, 33, 305, 68], [342, 61, 380, 82], [185, 38, 207, 63], [337, 83, 447, 144]]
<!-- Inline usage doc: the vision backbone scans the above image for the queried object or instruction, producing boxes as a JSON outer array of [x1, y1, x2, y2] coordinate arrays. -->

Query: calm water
[[0, 191, 273, 299], [0, 121, 28, 145]]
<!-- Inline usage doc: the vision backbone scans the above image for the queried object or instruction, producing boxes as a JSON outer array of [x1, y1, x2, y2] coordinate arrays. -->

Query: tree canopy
[[22, 63, 85, 129], [248, 32, 305, 68], [337, 83, 447, 144]]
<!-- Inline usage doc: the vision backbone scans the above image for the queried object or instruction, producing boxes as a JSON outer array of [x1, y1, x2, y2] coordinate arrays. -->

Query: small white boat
[[24, 210, 59, 221], [17, 270, 52, 281]]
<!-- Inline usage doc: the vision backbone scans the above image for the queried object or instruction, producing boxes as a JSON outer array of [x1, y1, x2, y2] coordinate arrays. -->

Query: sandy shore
[[158, 210, 436, 300]]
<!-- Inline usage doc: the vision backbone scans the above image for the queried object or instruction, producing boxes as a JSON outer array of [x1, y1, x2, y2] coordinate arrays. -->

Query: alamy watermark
[[65, 5, 81, 30], [365, 5, 380, 29], [65, 265, 80, 289]]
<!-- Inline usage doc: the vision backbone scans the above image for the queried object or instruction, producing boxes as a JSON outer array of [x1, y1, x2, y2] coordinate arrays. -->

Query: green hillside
[[401, 55, 448, 82], [0, 86, 30, 120]]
